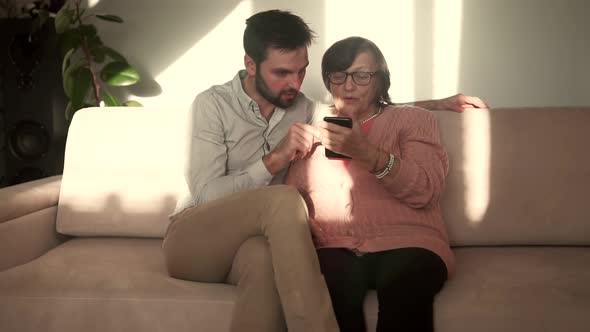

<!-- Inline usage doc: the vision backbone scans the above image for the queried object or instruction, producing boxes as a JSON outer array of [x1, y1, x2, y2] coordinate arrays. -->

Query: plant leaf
[[79, 24, 98, 39], [86, 35, 104, 55], [123, 100, 143, 107], [88, 34, 104, 45], [65, 101, 75, 121], [90, 47, 106, 63], [63, 62, 83, 98], [79, 24, 103, 54], [90, 45, 125, 64], [38, 9, 50, 25], [100, 90, 120, 106], [31, 9, 50, 34], [102, 46, 127, 63], [65, 101, 92, 121], [62, 48, 75, 78], [55, 4, 72, 34], [58, 29, 82, 58], [100, 62, 140, 86], [70, 67, 94, 110], [95, 14, 124, 23]]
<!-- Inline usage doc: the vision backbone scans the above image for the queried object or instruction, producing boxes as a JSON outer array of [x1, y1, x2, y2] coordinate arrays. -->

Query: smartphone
[[323, 116, 352, 159]]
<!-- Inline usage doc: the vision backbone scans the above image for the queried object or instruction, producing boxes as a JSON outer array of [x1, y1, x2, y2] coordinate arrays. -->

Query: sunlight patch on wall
[[463, 109, 490, 224], [433, 0, 463, 97], [132, 1, 251, 110], [323, 0, 416, 103], [86, 0, 100, 8]]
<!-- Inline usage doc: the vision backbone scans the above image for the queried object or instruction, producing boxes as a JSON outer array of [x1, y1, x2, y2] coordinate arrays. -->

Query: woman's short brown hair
[[321, 36, 393, 105]]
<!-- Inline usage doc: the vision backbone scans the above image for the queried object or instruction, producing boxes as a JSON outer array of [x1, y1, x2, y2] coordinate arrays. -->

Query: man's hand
[[263, 122, 321, 175], [439, 93, 489, 113]]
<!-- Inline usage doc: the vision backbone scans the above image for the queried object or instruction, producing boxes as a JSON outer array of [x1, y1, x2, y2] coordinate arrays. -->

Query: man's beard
[[255, 71, 298, 109]]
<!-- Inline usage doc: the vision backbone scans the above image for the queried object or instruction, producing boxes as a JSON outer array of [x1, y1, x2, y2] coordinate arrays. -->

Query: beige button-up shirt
[[179, 70, 325, 210]]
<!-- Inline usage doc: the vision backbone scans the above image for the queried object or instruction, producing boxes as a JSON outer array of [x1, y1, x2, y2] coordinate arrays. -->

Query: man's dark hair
[[244, 10, 316, 64], [321, 36, 393, 105]]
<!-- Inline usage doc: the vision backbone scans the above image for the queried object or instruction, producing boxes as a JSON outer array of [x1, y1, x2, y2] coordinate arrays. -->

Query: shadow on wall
[[458, 0, 587, 107], [86, 0, 244, 99]]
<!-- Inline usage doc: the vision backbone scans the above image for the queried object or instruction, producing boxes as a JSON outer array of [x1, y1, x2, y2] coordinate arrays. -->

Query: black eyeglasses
[[328, 71, 378, 86]]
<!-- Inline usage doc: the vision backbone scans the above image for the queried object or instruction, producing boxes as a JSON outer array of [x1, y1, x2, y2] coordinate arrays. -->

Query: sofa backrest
[[436, 107, 590, 246], [56, 107, 190, 238], [57, 106, 590, 246]]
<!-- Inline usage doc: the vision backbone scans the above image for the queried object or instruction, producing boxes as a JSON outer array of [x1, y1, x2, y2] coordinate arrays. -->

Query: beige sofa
[[1, 106, 589, 332]]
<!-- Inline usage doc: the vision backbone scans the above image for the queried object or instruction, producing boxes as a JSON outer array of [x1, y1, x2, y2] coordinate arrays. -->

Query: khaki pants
[[162, 185, 339, 332]]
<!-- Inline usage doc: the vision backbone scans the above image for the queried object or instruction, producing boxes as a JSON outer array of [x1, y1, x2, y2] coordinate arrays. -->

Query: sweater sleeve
[[380, 108, 449, 209]]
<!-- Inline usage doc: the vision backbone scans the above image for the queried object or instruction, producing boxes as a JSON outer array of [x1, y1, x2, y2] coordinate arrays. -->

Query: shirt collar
[[231, 70, 257, 112], [231, 70, 289, 123]]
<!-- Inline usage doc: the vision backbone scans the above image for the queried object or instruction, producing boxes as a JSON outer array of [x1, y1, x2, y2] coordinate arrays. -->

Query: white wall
[[573, 0, 590, 104], [88, 0, 590, 109]]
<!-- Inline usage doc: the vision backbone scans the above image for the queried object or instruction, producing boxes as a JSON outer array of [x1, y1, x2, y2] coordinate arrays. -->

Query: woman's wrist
[[370, 148, 388, 174], [374, 153, 395, 179], [370, 147, 381, 172]]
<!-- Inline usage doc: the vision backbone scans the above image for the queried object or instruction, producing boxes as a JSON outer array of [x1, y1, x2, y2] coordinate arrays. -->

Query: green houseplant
[[54, 0, 142, 120], [3, 0, 141, 120]]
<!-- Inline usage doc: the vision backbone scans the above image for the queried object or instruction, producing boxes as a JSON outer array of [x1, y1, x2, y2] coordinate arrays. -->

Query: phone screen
[[323, 117, 352, 159]]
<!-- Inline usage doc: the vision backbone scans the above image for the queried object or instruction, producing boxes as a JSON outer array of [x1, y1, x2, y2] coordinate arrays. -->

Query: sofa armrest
[[0, 176, 69, 271], [0, 175, 62, 222]]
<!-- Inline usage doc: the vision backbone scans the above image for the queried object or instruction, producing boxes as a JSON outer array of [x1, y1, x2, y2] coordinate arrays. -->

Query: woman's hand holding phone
[[322, 117, 353, 159], [320, 116, 379, 170]]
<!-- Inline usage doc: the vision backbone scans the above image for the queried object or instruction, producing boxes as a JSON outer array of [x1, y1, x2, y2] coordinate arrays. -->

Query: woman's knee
[[317, 249, 368, 308], [375, 248, 447, 298]]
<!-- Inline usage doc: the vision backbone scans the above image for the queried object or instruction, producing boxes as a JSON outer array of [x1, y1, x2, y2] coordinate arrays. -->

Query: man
[[163, 9, 487, 332]]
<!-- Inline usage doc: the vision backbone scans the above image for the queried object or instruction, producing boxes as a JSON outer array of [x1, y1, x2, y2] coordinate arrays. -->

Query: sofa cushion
[[2, 240, 588, 332], [363, 246, 590, 332], [435, 107, 590, 246], [0, 175, 61, 223], [0, 238, 236, 332], [56, 107, 190, 237], [433, 246, 590, 332]]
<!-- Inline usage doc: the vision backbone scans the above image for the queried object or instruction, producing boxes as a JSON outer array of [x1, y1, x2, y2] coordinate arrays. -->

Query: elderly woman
[[286, 36, 455, 332]]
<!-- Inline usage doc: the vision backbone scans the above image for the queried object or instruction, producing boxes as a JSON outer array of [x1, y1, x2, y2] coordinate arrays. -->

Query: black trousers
[[317, 247, 448, 332]]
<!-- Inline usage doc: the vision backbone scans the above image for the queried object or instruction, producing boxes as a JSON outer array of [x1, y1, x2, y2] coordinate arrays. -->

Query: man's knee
[[263, 185, 309, 225], [162, 220, 192, 280], [162, 208, 230, 282]]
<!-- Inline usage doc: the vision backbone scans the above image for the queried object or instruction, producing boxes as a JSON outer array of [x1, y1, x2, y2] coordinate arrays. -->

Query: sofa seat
[[0, 238, 236, 332], [362, 246, 590, 331], [434, 246, 590, 331], [2, 237, 588, 332]]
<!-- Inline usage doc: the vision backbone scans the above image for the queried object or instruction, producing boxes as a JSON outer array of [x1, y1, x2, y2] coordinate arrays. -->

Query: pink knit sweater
[[286, 105, 455, 276]]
